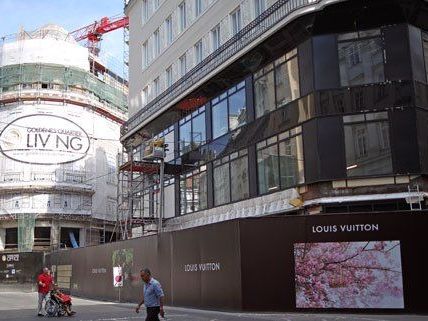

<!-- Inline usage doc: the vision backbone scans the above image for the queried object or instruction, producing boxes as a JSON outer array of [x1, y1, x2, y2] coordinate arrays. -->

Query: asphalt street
[[0, 292, 427, 321]]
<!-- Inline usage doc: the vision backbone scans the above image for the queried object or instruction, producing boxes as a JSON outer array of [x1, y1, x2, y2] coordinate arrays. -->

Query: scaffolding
[[115, 138, 193, 238], [0, 63, 127, 112]]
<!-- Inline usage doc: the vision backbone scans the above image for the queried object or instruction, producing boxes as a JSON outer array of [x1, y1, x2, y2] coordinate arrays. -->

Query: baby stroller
[[45, 290, 74, 317]]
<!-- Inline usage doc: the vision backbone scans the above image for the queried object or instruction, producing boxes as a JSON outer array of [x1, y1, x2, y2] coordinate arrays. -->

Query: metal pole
[[158, 157, 165, 234]]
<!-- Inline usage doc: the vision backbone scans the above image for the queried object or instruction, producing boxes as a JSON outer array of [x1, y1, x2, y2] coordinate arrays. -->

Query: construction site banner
[[47, 212, 428, 313]]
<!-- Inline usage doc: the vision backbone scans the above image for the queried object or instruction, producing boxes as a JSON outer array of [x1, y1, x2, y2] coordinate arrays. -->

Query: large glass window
[[179, 105, 206, 155], [254, 65, 275, 118], [213, 148, 248, 206], [257, 127, 304, 194], [230, 150, 249, 202], [212, 81, 246, 139], [151, 125, 175, 162], [275, 49, 300, 107], [180, 165, 207, 214], [254, 48, 299, 118], [338, 29, 385, 87], [213, 163, 230, 206], [344, 112, 392, 177]]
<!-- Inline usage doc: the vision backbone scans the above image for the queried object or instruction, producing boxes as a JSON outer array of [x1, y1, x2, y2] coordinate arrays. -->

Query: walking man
[[135, 268, 165, 321], [37, 267, 53, 316]]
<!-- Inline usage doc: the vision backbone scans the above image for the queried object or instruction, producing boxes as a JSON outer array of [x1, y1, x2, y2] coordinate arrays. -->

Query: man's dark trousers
[[146, 307, 160, 321]]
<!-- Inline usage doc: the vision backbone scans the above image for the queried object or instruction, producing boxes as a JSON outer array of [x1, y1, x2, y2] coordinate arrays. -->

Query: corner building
[[123, 0, 428, 231]]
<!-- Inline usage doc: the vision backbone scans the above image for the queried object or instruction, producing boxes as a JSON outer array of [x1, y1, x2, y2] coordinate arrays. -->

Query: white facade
[[0, 25, 127, 251], [0, 25, 89, 71], [126, 0, 274, 116]]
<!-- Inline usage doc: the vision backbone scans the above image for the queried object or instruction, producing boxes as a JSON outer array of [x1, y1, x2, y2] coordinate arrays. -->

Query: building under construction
[[0, 24, 127, 252]]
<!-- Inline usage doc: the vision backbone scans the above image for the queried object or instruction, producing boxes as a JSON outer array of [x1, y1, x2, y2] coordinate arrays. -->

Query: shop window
[[254, 65, 275, 118], [179, 106, 206, 155], [213, 148, 248, 206], [343, 112, 392, 177], [212, 81, 246, 139], [257, 127, 304, 194], [214, 162, 230, 206], [254, 48, 299, 118], [338, 29, 385, 87], [180, 165, 207, 214], [275, 49, 300, 108]]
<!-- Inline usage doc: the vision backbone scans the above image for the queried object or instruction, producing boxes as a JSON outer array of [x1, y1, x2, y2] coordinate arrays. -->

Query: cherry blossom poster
[[294, 241, 404, 309]]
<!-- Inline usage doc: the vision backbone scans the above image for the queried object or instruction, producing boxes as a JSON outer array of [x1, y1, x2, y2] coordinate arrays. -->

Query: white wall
[[127, 0, 272, 116], [0, 39, 89, 71]]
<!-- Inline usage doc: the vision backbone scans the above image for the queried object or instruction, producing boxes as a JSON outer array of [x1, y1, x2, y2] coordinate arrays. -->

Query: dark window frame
[[256, 126, 304, 196], [337, 28, 386, 87], [342, 111, 393, 178], [213, 147, 249, 206], [254, 48, 300, 118], [179, 164, 207, 215], [211, 80, 246, 140], [179, 105, 206, 155]]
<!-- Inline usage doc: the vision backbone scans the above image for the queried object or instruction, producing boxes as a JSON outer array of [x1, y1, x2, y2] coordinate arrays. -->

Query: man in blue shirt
[[135, 268, 165, 321]]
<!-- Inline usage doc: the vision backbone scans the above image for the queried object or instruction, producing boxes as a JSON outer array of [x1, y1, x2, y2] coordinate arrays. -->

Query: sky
[[0, 0, 126, 76]]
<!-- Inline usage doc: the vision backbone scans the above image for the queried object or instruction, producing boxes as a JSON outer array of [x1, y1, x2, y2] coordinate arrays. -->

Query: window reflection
[[214, 163, 230, 206], [254, 68, 275, 118], [338, 29, 385, 87], [254, 48, 300, 118], [257, 126, 304, 194], [212, 81, 247, 139], [228, 88, 246, 131], [212, 99, 228, 139], [343, 112, 392, 177], [180, 166, 207, 214], [179, 106, 206, 155], [213, 148, 249, 205]]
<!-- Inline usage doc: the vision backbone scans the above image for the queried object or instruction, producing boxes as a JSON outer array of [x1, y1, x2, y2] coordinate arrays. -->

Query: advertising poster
[[294, 241, 404, 309], [112, 248, 134, 287], [113, 266, 123, 287]]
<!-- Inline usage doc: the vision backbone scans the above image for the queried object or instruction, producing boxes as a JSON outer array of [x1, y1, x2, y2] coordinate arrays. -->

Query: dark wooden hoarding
[[48, 212, 428, 313]]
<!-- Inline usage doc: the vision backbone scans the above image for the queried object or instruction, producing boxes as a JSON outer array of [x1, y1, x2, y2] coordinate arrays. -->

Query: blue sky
[[0, 0, 125, 76]]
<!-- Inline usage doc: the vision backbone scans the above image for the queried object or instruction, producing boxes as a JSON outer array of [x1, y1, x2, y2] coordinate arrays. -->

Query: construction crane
[[69, 14, 129, 55]]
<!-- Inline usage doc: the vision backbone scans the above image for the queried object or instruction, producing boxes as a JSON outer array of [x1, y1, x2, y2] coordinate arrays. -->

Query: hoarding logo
[[0, 114, 90, 165]]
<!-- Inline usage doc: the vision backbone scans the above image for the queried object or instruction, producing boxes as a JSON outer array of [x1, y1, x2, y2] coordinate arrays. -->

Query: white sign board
[[0, 114, 90, 165], [113, 266, 123, 287]]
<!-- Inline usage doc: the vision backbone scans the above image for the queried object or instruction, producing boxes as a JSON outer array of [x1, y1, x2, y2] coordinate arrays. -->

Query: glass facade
[[134, 24, 427, 217], [212, 81, 246, 139], [179, 105, 206, 155], [344, 112, 392, 177], [254, 48, 299, 118], [214, 148, 249, 206], [338, 29, 385, 87], [257, 127, 304, 194], [180, 165, 207, 214]]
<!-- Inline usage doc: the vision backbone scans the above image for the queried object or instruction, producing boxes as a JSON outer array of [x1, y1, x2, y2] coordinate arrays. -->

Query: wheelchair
[[44, 291, 70, 317]]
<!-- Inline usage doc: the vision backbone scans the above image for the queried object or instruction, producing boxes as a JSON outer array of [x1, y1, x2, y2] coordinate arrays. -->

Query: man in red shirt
[[37, 267, 53, 316]]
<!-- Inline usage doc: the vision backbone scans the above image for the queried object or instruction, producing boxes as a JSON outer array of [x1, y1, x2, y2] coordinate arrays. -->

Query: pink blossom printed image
[[294, 241, 404, 309]]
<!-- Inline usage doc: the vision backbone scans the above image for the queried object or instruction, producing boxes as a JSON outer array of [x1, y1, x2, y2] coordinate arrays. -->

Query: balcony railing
[[122, 0, 323, 138]]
